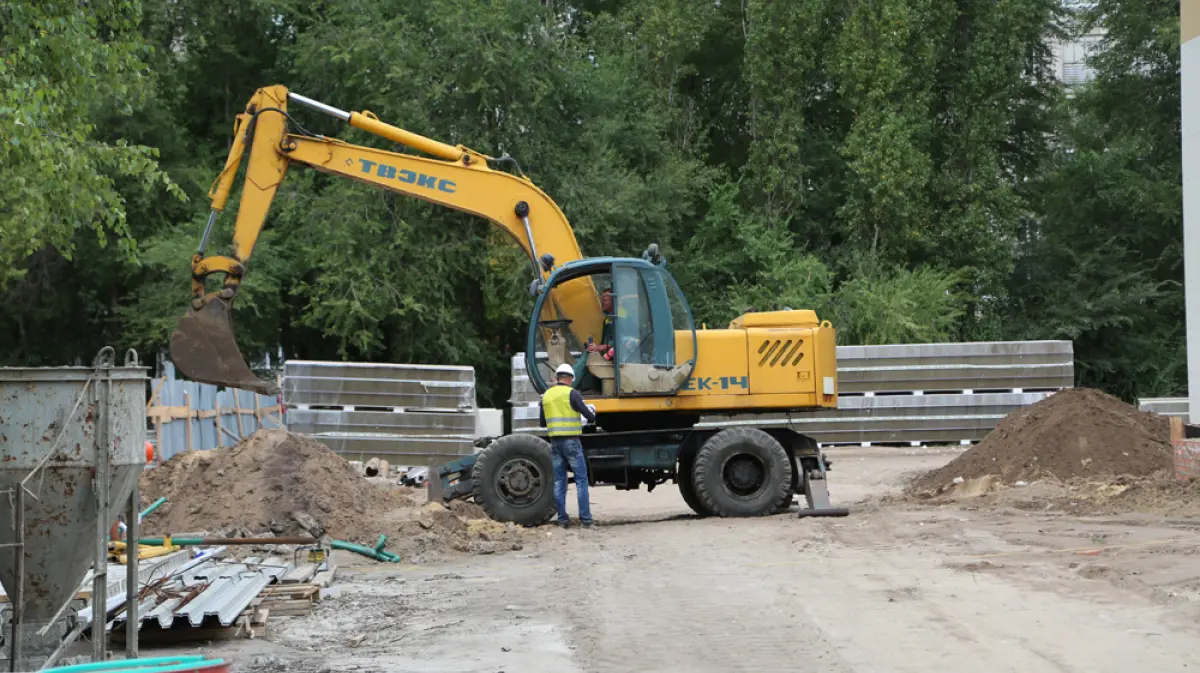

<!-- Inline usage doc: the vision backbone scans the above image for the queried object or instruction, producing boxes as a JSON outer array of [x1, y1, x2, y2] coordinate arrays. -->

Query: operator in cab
[[587, 289, 617, 356], [540, 363, 598, 529]]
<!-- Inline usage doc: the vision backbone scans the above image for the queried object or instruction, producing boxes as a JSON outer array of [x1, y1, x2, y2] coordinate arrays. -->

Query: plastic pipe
[[331, 539, 400, 563], [136, 536, 318, 546], [116, 496, 171, 537], [139, 497, 168, 520], [43, 655, 228, 672]]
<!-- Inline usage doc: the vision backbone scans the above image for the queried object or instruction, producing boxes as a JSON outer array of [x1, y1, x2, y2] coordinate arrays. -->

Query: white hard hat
[[555, 363, 575, 378]]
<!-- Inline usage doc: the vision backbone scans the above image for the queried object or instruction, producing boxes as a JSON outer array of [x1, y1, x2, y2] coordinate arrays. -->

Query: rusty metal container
[[0, 348, 147, 666]]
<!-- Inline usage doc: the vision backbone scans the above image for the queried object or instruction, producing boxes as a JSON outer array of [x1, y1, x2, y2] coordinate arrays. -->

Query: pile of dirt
[[910, 388, 1173, 494], [140, 429, 416, 543], [139, 429, 535, 560]]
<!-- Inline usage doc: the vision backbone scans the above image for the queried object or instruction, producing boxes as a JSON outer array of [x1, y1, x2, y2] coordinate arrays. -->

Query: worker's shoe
[[557, 520, 570, 530], [581, 521, 597, 530]]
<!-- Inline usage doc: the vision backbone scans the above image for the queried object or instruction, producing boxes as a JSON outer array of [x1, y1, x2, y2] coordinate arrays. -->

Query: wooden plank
[[259, 582, 318, 593], [154, 416, 163, 463], [235, 391, 246, 438], [146, 406, 235, 421], [258, 598, 314, 612], [184, 392, 192, 451], [146, 375, 167, 410], [215, 397, 224, 448], [267, 607, 313, 617], [258, 585, 319, 599]]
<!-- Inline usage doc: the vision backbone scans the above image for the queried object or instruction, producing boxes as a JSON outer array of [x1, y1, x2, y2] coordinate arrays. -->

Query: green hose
[[137, 537, 205, 546], [332, 538, 400, 563], [139, 496, 168, 520]]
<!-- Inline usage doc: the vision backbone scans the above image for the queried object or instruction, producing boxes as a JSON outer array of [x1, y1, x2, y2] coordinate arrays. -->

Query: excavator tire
[[471, 434, 557, 526], [771, 456, 802, 514], [692, 427, 793, 518], [677, 450, 712, 517]]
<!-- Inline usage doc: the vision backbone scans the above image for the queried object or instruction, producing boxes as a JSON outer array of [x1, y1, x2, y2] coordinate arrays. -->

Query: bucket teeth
[[169, 298, 279, 395]]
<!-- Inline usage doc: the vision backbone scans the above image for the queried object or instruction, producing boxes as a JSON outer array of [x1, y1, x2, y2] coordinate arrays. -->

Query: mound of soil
[[139, 429, 534, 560], [140, 429, 416, 544], [910, 388, 1172, 493]]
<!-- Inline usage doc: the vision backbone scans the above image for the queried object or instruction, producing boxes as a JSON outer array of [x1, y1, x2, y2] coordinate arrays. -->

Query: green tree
[[1005, 0, 1184, 401], [0, 0, 181, 287]]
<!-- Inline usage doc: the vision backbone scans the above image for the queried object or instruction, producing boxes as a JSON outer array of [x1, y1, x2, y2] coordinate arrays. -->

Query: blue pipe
[[44, 655, 227, 672]]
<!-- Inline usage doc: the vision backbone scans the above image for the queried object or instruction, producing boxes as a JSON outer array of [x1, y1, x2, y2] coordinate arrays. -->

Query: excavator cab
[[526, 249, 697, 399]]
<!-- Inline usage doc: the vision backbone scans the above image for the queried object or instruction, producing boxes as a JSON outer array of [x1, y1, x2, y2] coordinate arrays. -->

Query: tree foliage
[[0, 0, 1187, 405], [0, 0, 182, 287]]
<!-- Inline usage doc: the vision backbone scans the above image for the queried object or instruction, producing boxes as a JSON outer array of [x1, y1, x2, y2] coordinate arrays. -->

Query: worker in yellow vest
[[540, 363, 598, 529]]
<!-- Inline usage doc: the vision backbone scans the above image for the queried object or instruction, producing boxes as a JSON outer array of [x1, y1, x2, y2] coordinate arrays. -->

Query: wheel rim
[[493, 457, 546, 508], [721, 453, 767, 499]]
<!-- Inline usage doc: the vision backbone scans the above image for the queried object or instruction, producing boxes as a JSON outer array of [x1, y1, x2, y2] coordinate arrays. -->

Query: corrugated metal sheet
[[74, 550, 195, 626], [113, 552, 291, 631]]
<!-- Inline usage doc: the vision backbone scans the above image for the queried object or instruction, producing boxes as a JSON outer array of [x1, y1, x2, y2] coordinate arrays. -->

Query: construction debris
[[95, 542, 343, 648]]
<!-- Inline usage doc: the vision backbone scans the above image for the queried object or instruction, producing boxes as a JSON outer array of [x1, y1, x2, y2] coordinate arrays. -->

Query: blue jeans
[[550, 436, 591, 524]]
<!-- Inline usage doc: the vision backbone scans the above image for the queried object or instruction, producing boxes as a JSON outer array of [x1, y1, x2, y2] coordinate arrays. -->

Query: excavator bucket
[[169, 298, 280, 396]]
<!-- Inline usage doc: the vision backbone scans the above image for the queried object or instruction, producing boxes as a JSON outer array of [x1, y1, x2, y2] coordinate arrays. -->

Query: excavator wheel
[[677, 450, 712, 517], [770, 453, 803, 514], [691, 427, 793, 518], [471, 434, 557, 526]]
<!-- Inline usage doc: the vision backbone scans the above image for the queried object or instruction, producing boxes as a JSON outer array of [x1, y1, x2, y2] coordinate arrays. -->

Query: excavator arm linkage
[[170, 85, 600, 394]]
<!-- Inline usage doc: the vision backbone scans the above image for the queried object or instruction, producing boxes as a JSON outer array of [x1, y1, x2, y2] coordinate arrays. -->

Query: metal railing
[[510, 340, 1076, 446], [281, 360, 479, 466]]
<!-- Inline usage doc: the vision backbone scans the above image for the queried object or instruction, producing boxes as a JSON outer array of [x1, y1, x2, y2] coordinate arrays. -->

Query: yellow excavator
[[170, 85, 849, 524]]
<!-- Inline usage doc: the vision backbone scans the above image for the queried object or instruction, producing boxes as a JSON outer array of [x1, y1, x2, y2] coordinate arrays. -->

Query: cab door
[[609, 263, 696, 396]]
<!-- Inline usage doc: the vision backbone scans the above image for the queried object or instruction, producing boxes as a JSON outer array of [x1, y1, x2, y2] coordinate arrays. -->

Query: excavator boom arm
[[170, 85, 600, 394]]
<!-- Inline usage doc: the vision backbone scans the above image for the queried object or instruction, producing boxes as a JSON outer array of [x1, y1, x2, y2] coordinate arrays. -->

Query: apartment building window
[[1062, 34, 1102, 85]]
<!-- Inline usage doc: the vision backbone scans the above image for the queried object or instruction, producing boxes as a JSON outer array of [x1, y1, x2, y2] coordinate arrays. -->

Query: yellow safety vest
[[542, 384, 582, 437]]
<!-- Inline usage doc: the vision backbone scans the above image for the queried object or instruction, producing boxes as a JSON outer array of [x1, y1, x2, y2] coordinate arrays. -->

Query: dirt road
[[218, 446, 1200, 673]]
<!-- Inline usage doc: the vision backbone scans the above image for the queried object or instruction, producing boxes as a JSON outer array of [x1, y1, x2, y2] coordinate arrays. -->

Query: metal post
[[9, 488, 23, 672], [91, 362, 111, 662], [124, 480, 138, 659], [1184, 0, 1200, 424]]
